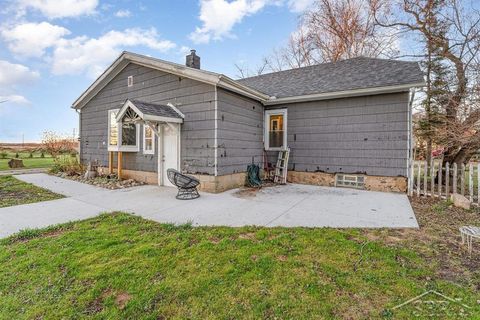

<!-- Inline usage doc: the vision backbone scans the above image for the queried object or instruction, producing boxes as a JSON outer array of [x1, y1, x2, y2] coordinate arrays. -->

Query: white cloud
[[115, 9, 131, 18], [0, 60, 40, 86], [1, 22, 70, 57], [51, 28, 176, 77], [17, 0, 99, 19], [0, 60, 38, 107], [189, 0, 272, 44], [189, 0, 314, 44], [287, 0, 314, 12], [0, 94, 30, 105]]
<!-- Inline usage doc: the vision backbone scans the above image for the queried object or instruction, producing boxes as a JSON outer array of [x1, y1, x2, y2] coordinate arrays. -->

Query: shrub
[[15, 152, 19, 159], [0, 151, 7, 159], [50, 157, 85, 176], [29, 152, 33, 158], [40, 152, 45, 158]]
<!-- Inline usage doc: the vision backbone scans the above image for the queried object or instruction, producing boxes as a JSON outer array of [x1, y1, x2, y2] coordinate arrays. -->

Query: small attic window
[[127, 75, 133, 87]]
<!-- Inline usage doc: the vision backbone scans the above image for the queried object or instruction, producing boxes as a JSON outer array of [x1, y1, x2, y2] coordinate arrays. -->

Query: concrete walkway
[[0, 168, 48, 176], [0, 173, 418, 238]]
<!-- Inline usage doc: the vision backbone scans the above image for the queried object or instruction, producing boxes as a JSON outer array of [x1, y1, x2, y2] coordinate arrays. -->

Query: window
[[108, 109, 119, 150], [265, 109, 287, 150], [335, 174, 365, 189], [143, 125, 155, 154], [127, 75, 133, 87], [108, 109, 139, 152]]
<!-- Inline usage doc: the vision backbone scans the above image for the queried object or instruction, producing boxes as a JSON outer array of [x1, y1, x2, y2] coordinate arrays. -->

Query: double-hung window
[[265, 109, 287, 150], [143, 125, 155, 154], [108, 109, 139, 152]]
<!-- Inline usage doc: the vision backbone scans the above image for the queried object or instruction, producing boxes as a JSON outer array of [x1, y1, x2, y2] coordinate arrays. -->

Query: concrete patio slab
[[0, 173, 418, 238]]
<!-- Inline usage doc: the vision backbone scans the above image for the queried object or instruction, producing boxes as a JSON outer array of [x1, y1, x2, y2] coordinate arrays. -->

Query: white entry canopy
[[116, 99, 184, 124]]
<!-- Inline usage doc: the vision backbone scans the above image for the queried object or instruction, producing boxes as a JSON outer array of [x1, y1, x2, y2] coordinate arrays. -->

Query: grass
[[0, 202, 479, 319], [0, 150, 55, 171], [0, 175, 64, 208]]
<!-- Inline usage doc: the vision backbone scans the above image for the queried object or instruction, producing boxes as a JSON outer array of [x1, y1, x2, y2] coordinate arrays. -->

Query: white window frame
[[143, 124, 155, 155], [264, 109, 287, 151], [108, 109, 120, 152], [107, 108, 140, 152]]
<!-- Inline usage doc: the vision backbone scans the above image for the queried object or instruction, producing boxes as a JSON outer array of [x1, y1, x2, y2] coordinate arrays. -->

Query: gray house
[[72, 50, 424, 193]]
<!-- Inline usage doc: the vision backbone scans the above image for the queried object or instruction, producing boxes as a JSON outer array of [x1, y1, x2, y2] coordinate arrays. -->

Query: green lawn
[[1, 209, 478, 319], [0, 157, 55, 171], [0, 150, 55, 171], [0, 175, 63, 208]]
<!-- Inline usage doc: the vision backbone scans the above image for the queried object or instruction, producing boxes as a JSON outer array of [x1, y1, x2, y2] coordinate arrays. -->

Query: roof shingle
[[237, 57, 424, 98], [130, 100, 183, 119]]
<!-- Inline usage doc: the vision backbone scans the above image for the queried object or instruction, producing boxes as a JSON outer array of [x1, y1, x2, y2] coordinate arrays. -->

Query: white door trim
[[157, 123, 181, 186]]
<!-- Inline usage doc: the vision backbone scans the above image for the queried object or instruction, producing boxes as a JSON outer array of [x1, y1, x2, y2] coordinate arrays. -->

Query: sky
[[0, 0, 315, 142]]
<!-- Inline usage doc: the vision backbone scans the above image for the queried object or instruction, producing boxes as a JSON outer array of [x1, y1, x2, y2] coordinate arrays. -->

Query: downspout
[[76, 108, 81, 162], [407, 88, 416, 195], [214, 86, 218, 176]]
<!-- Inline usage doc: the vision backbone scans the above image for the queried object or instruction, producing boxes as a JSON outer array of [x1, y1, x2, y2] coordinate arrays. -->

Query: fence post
[[469, 162, 473, 202], [424, 161, 428, 195], [453, 163, 457, 194], [430, 159, 435, 197], [446, 162, 450, 199], [461, 163, 465, 196], [438, 161, 443, 198], [416, 161, 421, 197], [477, 163, 480, 205]]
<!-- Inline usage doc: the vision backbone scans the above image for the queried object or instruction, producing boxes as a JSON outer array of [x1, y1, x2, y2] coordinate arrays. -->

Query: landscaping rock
[[7, 158, 24, 168], [450, 193, 471, 210], [53, 172, 145, 190]]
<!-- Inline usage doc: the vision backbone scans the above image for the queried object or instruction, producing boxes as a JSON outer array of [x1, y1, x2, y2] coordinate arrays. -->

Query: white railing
[[410, 160, 480, 204]]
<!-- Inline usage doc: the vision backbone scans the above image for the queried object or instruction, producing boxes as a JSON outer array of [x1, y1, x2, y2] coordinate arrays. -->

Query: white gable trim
[[72, 51, 269, 109], [116, 99, 184, 124]]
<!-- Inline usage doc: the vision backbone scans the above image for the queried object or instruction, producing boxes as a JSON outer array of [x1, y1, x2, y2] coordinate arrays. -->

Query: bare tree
[[372, 0, 480, 166], [262, 0, 398, 71]]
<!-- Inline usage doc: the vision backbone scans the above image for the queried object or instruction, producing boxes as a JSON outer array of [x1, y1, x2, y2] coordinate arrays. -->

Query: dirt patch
[[232, 182, 278, 198], [363, 197, 480, 286], [238, 232, 256, 240], [232, 187, 260, 198], [115, 292, 131, 310]]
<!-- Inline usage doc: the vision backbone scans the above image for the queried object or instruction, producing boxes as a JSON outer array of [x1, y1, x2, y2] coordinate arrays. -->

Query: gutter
[[264, 82, 425, 105]]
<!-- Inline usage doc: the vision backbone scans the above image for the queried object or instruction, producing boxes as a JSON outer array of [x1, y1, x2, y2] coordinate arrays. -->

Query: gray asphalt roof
[[130, 100, 183, 119], [237, 57, 424, 98]]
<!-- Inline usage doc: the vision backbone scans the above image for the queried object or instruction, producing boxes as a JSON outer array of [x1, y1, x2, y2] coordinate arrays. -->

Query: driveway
[[0, 173, 418, 238]]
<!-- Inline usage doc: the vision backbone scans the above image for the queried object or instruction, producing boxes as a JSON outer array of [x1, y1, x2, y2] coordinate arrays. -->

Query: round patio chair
[[167, 168, 200, 200]]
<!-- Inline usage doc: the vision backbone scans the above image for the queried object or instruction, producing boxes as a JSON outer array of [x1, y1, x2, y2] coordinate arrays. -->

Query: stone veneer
[[287, 171, 407, 193], [97, 167, 406, 193]]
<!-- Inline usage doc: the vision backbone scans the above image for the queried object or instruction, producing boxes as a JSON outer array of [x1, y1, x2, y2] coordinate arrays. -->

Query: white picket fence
[[410, 160, 480, 204]]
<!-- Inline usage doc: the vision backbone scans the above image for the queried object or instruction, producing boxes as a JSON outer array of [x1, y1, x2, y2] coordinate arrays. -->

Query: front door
[[161, 124, 179, 187]]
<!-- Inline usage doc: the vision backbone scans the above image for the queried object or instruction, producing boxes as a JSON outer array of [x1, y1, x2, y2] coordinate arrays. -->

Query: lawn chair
[[167, 169, 200, 200]]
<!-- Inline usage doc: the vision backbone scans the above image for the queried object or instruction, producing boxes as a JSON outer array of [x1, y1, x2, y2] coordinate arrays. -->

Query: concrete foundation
[[98, 167, 406, 193], [98, 167, 158, 185], [288, 171, 407, 193], [97, 167, 246, 193]]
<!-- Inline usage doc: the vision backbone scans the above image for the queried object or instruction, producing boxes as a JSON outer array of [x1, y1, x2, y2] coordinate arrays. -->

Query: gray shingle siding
[[80, 62, 216, 175], [265, 92, 410, 177], [216, 88, 264, 175]]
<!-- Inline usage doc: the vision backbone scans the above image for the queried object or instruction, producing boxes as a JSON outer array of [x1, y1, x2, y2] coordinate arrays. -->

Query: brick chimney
[[186, 49, 200, 69]]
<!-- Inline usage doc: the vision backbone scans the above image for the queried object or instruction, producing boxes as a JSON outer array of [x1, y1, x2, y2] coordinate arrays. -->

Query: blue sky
[[0, 0, 312, 142]]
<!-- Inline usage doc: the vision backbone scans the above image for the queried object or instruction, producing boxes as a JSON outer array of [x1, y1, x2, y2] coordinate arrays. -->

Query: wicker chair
[[167, 169, 200, 200]]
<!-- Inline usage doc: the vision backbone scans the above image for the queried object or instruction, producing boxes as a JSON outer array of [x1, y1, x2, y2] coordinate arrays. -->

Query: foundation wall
[[98, 167, 406, 193], [97, 166, 158, 185], [287, 171, 407, 193], [97, 166, 245, 193]]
